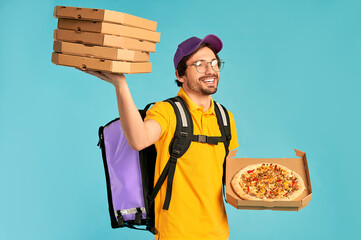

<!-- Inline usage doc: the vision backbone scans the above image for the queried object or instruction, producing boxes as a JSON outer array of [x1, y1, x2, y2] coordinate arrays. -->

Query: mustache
[[199, 74, 218, 81]]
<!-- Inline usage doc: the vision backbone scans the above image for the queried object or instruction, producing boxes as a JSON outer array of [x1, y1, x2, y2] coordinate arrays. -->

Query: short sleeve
[[228, 111, 239, 151], [144, 101, 172, 138]]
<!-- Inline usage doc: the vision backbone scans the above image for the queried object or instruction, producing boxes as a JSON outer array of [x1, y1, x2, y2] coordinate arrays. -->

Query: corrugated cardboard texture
[[53, 41, 150, 62], [52, 52, 152, 74], [54, 6, 157, 31], [226, 149, 312, 211], [58, 18, 161, 43], [54, 29, 156, 52]]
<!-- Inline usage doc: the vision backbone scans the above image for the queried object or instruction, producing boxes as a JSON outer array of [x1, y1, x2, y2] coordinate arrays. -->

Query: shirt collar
[[177, 87, 215, 115]]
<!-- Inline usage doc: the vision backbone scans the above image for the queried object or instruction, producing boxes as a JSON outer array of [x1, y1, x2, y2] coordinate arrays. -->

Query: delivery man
[[83, 34, 238, 240]]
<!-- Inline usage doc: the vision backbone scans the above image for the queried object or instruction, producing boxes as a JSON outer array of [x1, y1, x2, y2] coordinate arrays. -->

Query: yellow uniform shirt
[[145, 88, 238, 240]]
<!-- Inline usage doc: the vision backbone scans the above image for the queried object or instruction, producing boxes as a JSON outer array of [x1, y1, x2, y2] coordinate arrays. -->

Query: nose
[[204, 62, 215, 74]]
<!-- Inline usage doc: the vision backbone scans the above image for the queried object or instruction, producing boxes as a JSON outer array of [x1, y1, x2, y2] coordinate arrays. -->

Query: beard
[[185, 74, 219, 95], [199, 84, 218, 95]]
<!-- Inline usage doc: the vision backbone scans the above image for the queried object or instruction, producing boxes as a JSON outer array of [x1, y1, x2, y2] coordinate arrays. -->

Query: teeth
[[204, 78, 214, 83]]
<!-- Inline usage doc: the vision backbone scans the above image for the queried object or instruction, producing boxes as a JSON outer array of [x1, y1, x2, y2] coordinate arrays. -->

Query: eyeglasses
[[187, 59, 225, 73]]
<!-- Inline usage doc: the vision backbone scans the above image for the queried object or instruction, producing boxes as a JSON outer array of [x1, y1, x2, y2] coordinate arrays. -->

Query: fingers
[[78, 68, 110, 81], [76, 68, 126, 85], [102, 72, 126, 81], [87, 70, 108, 80]]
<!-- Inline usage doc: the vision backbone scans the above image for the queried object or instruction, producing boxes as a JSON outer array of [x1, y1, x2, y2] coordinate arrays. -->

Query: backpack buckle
[[197, 135, 207, 143], [134, 208, 142, 225], [116, 211, 125, 227], [175, 131, 188, 138], [170, 150, 180, 159]]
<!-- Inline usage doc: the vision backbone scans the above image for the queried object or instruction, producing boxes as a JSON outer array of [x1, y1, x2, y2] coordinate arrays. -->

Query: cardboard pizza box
[[54, 29, 156, 52], [226, 149, 312, 211], [54, 5, 157, 31], [53, 41, 150, 62], [57, 18, 161, 43], [51, 52, 152, 74]]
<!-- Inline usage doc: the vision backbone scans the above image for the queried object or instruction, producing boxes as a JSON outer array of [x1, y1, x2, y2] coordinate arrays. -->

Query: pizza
[[231, 163, 306, 201]]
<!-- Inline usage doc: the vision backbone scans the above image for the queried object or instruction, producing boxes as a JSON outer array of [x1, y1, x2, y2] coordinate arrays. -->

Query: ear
[[175, 70, 185, 83]]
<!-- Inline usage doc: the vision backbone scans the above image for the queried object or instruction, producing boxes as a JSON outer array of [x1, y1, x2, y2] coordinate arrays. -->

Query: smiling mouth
[[200, 75, 218, 85], [203, 78, 215, 84]]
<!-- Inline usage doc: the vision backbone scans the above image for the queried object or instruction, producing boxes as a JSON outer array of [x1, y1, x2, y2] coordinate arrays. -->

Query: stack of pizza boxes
[[51, 6, 160, 74]]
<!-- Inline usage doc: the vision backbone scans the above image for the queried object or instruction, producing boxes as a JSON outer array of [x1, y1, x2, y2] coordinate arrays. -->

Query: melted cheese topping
[[240, 164, 300, 199]]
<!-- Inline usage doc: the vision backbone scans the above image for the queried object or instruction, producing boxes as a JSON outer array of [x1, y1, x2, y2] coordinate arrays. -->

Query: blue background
[[1, 0, 360, 239]]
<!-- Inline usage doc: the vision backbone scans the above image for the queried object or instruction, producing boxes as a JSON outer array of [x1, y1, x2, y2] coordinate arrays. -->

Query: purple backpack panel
[[101, 119, 147, 222]]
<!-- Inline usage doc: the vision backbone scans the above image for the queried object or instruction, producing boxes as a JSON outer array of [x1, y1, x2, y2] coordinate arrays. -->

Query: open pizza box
[[52, 52, 152, 74], [54, 5, 157, 31], [226, 149, 312, 211]]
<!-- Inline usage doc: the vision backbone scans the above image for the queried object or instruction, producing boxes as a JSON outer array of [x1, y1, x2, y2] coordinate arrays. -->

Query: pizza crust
[[231, 163, 306, 201]]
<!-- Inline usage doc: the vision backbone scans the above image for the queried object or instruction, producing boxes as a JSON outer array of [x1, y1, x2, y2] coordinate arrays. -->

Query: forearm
[[114, 80, 151, 151], [80, 70, 159, 150]]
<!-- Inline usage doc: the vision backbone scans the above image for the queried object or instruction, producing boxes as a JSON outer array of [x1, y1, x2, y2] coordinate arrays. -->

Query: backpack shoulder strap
[[163, 96, 194, 210], [166, 96, 193, 144], [214, 101, 231, 152], [213, 101, 232, 202], [149, 96, 194, 210]]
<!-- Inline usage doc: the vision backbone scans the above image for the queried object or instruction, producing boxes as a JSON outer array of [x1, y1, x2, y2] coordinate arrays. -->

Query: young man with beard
[[84, 35, 238, 240]]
